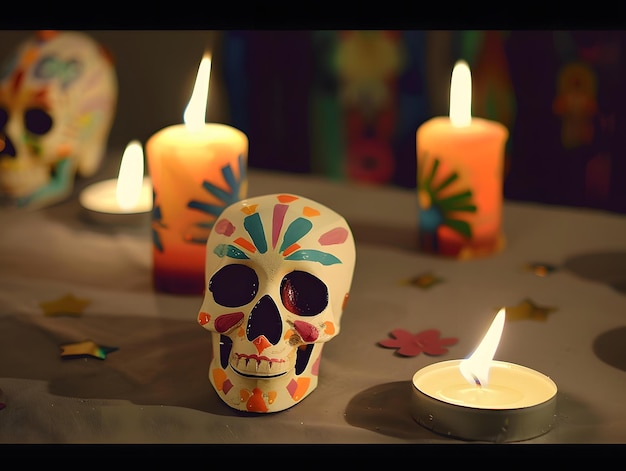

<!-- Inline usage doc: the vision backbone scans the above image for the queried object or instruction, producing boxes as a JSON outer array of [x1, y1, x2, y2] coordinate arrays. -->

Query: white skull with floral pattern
[[0, 30, 117, 209], [198, 193, 356, 413]]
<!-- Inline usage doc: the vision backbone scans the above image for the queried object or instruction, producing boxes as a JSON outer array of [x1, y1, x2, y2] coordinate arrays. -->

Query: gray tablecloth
[[1, 166, 626, 444]]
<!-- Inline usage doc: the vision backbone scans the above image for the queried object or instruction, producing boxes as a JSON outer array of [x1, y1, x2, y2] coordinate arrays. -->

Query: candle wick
[[472, 374, 482, 388]]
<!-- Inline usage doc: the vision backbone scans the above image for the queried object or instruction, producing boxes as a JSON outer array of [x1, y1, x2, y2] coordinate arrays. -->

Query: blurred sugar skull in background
[[0, 30, 117, 209], [198, 193, 356, 413]]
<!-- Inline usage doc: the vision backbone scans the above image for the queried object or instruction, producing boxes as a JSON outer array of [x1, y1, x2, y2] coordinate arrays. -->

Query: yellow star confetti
[[523, 262, 559, 277], [39, 293, 91, 317], [401, 272, 444, 289], [502, 299, 558, 322], [59, 340, 118, 360]]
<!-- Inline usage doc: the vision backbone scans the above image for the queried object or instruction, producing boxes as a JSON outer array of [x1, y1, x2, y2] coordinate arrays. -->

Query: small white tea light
[[79, 140, 153, 225], [411, 308, 558, 442]]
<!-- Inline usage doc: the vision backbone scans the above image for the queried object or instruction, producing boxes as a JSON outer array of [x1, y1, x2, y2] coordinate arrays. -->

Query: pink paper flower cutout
[[378, 328, 458, 357]]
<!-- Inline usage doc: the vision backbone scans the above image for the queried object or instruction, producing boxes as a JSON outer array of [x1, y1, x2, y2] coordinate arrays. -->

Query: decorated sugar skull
[[0, 30, 117, 209], [198, 193, 356, 413]]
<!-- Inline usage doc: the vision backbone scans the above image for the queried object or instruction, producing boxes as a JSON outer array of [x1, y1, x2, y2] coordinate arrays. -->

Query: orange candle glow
[[416, 60, 508, 259], [146, 54, 248, 294]]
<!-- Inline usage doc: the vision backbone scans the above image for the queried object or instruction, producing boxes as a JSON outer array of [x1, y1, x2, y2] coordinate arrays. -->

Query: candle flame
[[449, 59, 472, 128], [183, 53, 212, 132], [115, 140, 144, 211], [459, 308, 506, 388]]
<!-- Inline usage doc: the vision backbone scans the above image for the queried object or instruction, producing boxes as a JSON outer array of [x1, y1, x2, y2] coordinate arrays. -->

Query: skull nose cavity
[[0, 135, 16, 157], [247, 294, 282, 346], [252, 335, 272, 354]]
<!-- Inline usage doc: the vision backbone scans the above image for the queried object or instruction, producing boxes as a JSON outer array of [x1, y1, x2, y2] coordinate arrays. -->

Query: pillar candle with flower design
[[147, 54, 248, 294], [416, 60, 508, 259]]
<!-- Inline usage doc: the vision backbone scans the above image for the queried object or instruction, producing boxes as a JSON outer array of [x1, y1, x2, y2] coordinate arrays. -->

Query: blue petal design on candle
[[201, 180, 233, 204], [185, 154, 247, 245], [417, 154, 476, 242], [151, 200, 165, 252], [244, 212, 267, 254], [152, 228, 164, 252], [284, 249, 341, 266], [187, 200, 226, 218], [214, 243, 250, 259], [279, 218, 312, 252], [226, 154, 246, 199]]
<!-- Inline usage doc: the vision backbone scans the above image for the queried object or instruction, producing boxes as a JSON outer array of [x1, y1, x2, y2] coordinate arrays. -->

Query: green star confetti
[[60, 340, 118, 360]]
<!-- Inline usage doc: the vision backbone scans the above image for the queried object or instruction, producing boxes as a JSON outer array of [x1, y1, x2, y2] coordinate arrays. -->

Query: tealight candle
[[411, 309, 558, 442], [146, 54, 248, 295], [79, 140, 152, 225], [415, 60, 508, 259]]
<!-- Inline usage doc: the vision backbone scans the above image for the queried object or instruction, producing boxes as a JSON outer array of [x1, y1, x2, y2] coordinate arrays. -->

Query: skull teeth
[[233, 353, 288, 376], [243, 358, 271, 370]]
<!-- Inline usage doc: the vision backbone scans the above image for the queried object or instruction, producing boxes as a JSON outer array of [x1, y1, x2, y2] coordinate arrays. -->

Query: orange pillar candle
[[416, 60, 508, 259], [147, 54, 248, 294]]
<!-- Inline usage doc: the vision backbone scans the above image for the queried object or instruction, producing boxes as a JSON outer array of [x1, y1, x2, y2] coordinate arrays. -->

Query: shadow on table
[[562, 250, 626, 295], [344, 380, 448, 441], [562, 251, 626, 372], [593, 326, 626, 373], [0, 314, 248, 417]]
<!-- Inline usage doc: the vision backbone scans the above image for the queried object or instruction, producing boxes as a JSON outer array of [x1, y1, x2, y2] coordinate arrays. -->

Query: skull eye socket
[[24, 107, 53, 135], [0, 108, 7, 129], [280, 270, 328, 316], [209, 264, 258, 308]]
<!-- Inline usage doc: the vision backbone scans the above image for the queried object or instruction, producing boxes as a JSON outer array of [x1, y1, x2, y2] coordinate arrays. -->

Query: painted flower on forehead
[[212, 193, 348, 265], [198, 193, 356, 413]]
